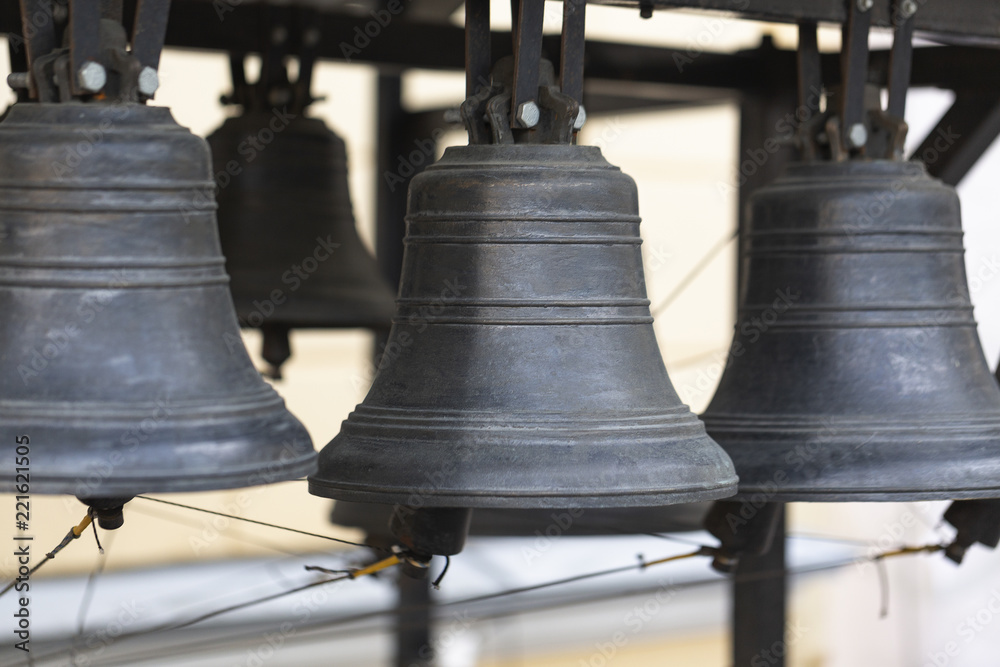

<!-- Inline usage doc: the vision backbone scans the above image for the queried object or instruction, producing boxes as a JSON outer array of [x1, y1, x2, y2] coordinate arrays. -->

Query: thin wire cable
[[651, 227, 738, 316], [76, 531, 115, 634], [642, 531, 713, 548], [787, 532, 873, 547], [432, 547, 708, 611], [134, 495, 381, 551], [29, 543, 938, 667], [126, 502, 311, 557], [168, 573, 353, 631], [0, 514, 93, 599], [19, 541, 945, 667], [29, 552, 403, 664], [24, 546, 707, 666], [432, 556, 451, 589], [51, 551, 904, 667], [876, 557, 890, 619]]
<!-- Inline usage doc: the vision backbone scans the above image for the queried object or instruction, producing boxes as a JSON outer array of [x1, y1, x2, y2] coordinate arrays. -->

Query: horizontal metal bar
[[591, 0, 1000, 46]]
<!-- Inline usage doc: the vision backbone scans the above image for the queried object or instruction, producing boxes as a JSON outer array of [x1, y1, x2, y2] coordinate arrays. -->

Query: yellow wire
[[875, 544, 943, 560], [72, 514, 93, 537], [642, 547, 709, 568], [350, 554, 402, 579]]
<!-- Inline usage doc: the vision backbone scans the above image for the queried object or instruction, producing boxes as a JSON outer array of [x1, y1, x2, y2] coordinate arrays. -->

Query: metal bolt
[[516, 101, 540, 128], [137, 66, 159, 96], [856, 0, 873, 11], [900, 0, 918, 17], [6, 72, 29, 90], [573, 105, 587, 131], [848, 123, 868, 148], [77, 61, 107, 93], [272, 26, 288, 45]]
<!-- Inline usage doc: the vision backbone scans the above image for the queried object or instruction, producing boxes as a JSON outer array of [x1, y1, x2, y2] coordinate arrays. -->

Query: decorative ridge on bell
[[701, 20, 1000, 502], [309, 48, 737, 528]]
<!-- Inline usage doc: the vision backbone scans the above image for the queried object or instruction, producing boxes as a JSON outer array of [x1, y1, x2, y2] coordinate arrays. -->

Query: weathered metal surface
[[0, 103, 315, 496], [309, 143, 737, 508], [207, 112, 396, 373], [703, 159, 1000, 501], [331, 500, 711, 538]]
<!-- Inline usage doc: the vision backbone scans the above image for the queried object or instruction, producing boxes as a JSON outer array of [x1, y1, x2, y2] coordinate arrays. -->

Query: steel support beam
[[733, 505, 787, 667], [911, 90, 1000, 186]]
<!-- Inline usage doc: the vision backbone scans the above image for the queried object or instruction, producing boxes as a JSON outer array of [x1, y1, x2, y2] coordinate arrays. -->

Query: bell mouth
[[1, 396, 316, 496], [310, 411, 738, 509], [704, 414, 1000, 502], [330, 500, 711, 538]]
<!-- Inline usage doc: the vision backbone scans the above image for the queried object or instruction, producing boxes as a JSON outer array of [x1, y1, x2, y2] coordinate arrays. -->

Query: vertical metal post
[[733, 54, 796, 659], [395, 574, 434, 667], [375, 72, 409, 295], [373, 79, 448, 666], [733, 505, 787, 667], [736, 87, 797, 303]]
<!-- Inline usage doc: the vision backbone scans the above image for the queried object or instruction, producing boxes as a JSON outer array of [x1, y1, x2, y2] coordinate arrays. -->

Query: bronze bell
[[308, 142, 737, 508], [331, 501, 710, 540], [702, 159, 1000, 500], [0, 103, 316, 498], [206, 111, 396, 377]]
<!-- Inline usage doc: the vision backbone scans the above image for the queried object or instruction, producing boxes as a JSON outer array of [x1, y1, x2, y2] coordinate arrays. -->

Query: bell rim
[[308, 479, 737, 508], [5, 452, 318, 496], [726, 487, 1000, 502], [329, 501, 711, 536], [310, 427, 738, 508]]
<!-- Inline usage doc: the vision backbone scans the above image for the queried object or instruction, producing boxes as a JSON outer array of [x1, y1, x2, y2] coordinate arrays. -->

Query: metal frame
[[4, 1, 998, 666]]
